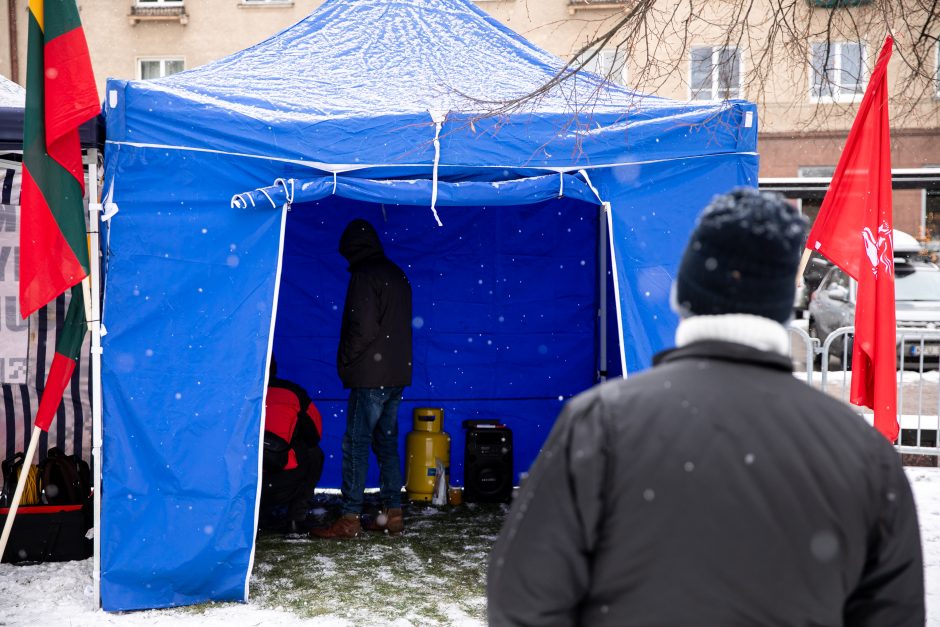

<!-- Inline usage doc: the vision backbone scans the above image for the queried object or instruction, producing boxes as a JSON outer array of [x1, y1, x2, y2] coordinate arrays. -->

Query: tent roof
[[152, 0, 656, 117], [0, 74, 103, 151], [105, 0, 756, 170], [0, 75, 25, 150]]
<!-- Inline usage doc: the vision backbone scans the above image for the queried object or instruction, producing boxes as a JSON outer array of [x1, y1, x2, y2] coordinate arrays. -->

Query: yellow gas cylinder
[[405, 407, 450, 502]]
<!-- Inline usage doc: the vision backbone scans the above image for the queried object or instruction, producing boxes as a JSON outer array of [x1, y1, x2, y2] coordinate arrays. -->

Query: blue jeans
[[341, 386, 404, 514]]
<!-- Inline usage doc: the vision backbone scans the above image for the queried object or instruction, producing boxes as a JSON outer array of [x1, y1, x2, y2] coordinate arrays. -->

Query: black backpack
[[1, 452, 40, 507], [40, 448, 91, 505]]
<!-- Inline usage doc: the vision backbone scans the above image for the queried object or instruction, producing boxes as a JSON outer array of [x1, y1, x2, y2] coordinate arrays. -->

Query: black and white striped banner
[[0, 157, 92, 463]]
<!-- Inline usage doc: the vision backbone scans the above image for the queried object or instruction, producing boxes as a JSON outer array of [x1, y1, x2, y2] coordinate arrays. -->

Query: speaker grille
[[463, 427, 513, 503]]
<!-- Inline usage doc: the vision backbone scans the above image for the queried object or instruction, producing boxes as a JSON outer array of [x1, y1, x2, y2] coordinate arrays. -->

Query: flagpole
[[0, 425, 42, 560], [796, 248, 812, 288], [81, 277, 92, 331]]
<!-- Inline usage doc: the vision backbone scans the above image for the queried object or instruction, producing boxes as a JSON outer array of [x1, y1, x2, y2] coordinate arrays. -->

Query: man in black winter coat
[[487, 188, 924, 626], [311, 219, 412, 539]]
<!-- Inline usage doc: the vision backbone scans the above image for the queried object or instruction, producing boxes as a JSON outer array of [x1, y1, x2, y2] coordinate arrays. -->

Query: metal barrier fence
[[787, 324, 940, 456]]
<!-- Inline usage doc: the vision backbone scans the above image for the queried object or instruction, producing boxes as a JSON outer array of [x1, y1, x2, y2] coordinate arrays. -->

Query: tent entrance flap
[[271, 191, 603, 490]]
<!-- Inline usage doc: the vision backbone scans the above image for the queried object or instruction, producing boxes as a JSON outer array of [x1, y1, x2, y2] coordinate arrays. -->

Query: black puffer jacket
[[488, 341, 924, 627], [337, 219, 412, 389]]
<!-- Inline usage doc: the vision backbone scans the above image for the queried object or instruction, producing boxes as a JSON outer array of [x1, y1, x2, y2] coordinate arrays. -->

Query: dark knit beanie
[[674, 188, 808, 323]]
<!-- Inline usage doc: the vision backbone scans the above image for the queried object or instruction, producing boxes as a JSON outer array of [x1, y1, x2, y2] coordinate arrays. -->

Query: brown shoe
[[363, 507, 404, 535], [309, 514, 361, 539]]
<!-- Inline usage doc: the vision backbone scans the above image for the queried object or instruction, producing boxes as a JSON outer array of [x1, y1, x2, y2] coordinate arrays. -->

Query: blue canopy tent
[[98, 0, 758, 611]]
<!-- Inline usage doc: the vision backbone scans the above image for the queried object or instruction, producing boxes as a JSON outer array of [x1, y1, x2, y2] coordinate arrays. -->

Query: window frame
[[137, 57, 186, 80], [688, 45, 743, 101], [936, 42, 940, 98], [135, 0, 184, 6], [809, 41, 867, 104], [576, 47, 628, 86]]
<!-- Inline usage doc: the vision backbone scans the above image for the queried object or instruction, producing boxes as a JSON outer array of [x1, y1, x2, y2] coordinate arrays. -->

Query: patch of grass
[[250, 493, 508, 625]]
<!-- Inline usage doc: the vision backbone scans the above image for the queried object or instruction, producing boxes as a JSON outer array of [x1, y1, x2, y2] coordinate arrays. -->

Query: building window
[[139, 58, 185, 80], [577, 48, 628, 86], [798, 166, 836, 178], [808, 0, 873, 6], [797, 166, 835, 223], [567, 0, 631, 14], [129, 0, 187, 24], [936, 43, 940, 97], [690, 46, 742, 100], [810, 42, 865, 102]]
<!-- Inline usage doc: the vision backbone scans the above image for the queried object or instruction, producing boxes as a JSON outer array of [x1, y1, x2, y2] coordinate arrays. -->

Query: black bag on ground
[[262, 431, 291, 474], [0, 504, 92, 564], [40, 448, 91, 505]]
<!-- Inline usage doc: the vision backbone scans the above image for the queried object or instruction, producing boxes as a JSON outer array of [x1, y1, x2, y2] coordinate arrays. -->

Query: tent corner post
[[87, 148, 103, 611], [598, 202, 609, 383]]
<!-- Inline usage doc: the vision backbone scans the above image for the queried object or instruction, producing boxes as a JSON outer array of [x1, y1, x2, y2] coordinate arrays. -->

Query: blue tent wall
[[100, 145, 288, 611], [598, 153, 760, 373], [273, 195, 598, 490]]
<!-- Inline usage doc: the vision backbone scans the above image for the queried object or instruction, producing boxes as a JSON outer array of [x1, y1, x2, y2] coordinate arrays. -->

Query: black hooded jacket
[[488, 341, 924, 627], [337, 220, 412, 389]]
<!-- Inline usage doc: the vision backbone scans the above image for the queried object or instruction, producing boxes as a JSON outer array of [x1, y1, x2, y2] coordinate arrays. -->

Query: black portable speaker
[[463, 421, 513, 503]]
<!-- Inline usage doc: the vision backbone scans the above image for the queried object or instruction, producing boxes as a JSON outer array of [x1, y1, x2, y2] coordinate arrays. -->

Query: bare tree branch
[[471, 0, 940, 130]]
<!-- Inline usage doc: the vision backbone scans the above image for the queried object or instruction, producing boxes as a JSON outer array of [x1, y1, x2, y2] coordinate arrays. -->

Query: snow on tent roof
[[0, 74, 101, 150], [154, 0, 653, 116], [0, 76, 26, 149], [0, 75, 25, 108], [105, 0, 753, 170]]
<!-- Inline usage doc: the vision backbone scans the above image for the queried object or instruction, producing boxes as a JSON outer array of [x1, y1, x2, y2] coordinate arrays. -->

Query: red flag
[[20, 0, 98, 431], [805, 36, 896, 442], [19, 0, 100, 320]]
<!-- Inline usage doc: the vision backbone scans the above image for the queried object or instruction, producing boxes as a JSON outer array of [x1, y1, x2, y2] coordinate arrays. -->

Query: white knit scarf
[[675, 314, 789, 356]]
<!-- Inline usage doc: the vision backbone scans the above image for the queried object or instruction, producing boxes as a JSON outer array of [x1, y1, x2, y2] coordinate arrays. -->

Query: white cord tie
[[274, 178, 295, 210], [429, 109, 446, 227], [259, 188, 277, 209], [578, 169, 605, 204]]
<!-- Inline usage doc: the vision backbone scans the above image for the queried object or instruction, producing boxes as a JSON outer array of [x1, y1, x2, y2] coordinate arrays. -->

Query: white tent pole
[[598, 203, 608, 383], [87, 149, 103, 610], [245, 202, 290, 602], [604, 201, 628, 377]]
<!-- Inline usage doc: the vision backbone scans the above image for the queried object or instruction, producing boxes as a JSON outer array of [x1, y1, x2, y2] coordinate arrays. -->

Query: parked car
[[807, 257, 940, 369], [796, 231, 923, 317]]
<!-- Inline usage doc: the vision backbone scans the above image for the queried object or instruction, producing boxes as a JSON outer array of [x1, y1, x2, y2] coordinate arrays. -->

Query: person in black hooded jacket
[[487, 188, 924, 626], [311, 219, 412, 539]]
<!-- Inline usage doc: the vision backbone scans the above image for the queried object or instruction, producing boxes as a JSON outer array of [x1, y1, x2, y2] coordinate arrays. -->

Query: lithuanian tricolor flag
[[19, 0, 98, 430], [19, 0, 99, 320]]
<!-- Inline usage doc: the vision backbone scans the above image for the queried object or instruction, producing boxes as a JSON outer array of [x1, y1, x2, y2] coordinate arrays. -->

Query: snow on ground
[[912, 467, 940, 623], [4, 470, 940, 626]]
